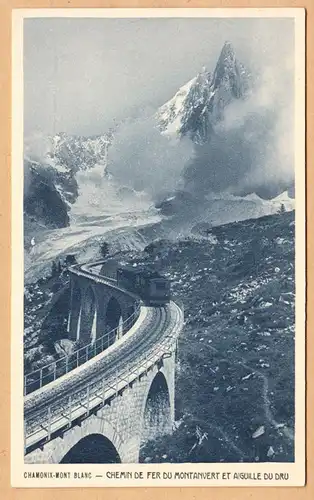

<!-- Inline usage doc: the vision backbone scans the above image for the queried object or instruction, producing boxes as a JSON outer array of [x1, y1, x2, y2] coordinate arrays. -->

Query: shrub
[[100, 241, 110, 258]]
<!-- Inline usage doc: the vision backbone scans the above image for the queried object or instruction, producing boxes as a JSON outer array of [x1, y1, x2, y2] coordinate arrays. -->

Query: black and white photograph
[[11, 8, 305, 487]]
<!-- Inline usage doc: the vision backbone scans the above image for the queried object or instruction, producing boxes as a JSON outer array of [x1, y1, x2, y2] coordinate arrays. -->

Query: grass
[[139, 211, 295, 463]]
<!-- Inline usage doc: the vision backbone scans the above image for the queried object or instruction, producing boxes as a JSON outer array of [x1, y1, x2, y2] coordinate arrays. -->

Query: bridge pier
[[67, 280, 82, 341], [67, 272, 138, 345], [79, 286, 97, 344]]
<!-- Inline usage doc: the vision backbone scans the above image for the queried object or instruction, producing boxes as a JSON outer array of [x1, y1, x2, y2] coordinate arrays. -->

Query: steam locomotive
[[116, 266, 171, 306]]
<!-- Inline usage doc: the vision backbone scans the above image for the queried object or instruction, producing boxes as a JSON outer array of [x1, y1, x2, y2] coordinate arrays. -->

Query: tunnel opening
[[79, 286, 96, 343], [140, 372, 172, 449], [105, 297, 123, 344], [60, 434, 121, 464]]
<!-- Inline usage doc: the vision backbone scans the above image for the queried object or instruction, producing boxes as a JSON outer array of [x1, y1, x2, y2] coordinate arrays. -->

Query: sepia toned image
[[10, 8, 305, 487]]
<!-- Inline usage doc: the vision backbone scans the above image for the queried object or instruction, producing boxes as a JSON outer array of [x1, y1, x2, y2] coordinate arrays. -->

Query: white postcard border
[[11, 7, 306, 488]]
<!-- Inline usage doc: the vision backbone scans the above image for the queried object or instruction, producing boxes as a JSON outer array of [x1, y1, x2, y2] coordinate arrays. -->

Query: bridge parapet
[[24, 303, 141, 395], [24, 259, 184, 464], [24, 265, 141, 395], [24, 301, 184, 458], [69, 264, 138, 297]]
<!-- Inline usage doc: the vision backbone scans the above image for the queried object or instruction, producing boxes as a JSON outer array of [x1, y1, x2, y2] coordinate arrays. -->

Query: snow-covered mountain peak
[[156, 76, 198, 134], [156, 41, 251, 144], [213, 42, 236, 84], [156, 67, 215, 142], [233, 190, 294, 212], [194, 67, 212, 86], [268, 190, 295, 213], [216, 40, 236, 67], [271, 190, 293, 203], [212, 41, 250, 100], [242, 192, 264, 203], [24, 130, 114, 232], [29, 131, 113, 179]]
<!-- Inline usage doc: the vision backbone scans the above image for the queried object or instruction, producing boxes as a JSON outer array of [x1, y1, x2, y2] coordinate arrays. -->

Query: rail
[[69, 265, 139, 300], [24, 304, 141, 395], [79, 259, 116, 277], [24, 301, 184, 452]]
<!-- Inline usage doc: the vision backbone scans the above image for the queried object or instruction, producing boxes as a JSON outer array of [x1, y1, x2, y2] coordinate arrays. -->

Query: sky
[[24, 16, 295, 137]]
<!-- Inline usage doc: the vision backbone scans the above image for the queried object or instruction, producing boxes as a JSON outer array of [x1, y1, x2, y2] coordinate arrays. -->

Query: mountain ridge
[[24, 131, 113, 234], [23, 41, 293, 242]]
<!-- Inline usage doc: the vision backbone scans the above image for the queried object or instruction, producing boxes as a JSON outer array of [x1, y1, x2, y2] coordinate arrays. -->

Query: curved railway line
[[24, 262, 184, 455]]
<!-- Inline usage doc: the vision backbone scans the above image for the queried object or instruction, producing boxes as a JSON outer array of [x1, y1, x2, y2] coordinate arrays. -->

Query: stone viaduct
[[24, 262, 184, 464], [67, 264, 139, 345]]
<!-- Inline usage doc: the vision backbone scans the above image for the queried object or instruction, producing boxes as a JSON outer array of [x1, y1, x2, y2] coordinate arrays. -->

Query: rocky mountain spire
[[212, 41, 249, 99], [156, 41, 251, 144]]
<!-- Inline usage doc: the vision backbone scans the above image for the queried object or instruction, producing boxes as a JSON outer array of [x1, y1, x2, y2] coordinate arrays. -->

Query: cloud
[[24, 132, 53, 163], [24, 17, 294, 137], [23, 18, 295, 204], [23, 133, 54, 197], [184, 47, 295, 199], [107, 111, 195, 200]]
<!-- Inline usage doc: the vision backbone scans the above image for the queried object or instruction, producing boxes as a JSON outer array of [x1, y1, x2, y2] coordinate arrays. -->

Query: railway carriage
[[116, 266, 171, 306]]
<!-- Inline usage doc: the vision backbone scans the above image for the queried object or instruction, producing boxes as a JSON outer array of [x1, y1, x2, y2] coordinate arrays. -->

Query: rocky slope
[[45, 131, 113, 174], [138, 210, 295, 463], [24, 160, 71, 229], [24, 209, 296, 463]]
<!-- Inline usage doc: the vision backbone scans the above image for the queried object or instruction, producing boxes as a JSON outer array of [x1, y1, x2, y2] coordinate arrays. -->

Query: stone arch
[[140, 370, 172, 448], [60, 434, 121, 464], [32, 414, 125, 465], [105, 296, 123, 344], [79, 286, 97, 343]]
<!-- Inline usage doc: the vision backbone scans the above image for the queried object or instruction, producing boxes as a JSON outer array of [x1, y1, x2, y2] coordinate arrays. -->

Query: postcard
[[11, 7, 305, 487]]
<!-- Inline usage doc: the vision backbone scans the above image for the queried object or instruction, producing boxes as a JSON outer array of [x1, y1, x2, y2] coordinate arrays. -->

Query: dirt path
[[207, 344, 294, 445], [239, 361, 294, 442]]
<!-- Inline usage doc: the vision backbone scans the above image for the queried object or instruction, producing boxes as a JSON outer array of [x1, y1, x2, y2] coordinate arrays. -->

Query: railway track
[[24, 300, 183, 452]]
